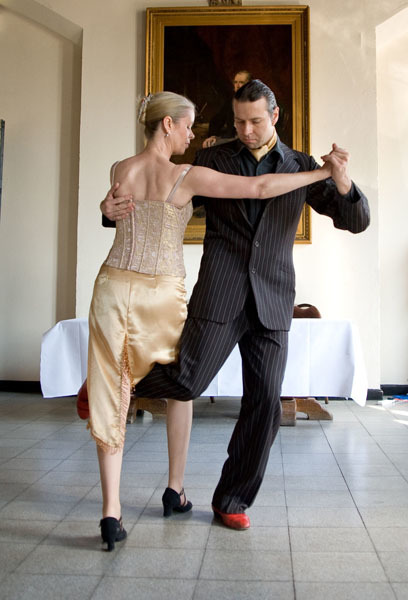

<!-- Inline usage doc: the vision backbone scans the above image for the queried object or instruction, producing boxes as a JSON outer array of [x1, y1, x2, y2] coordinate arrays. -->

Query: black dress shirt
[[239, 139, 285, 228]]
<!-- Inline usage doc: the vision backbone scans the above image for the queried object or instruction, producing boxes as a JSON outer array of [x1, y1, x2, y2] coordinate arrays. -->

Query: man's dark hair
[[234, 79, 277, 116]]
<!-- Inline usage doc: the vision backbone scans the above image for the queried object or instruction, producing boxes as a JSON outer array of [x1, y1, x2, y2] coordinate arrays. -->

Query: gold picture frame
[[146, 5, 311, 243]]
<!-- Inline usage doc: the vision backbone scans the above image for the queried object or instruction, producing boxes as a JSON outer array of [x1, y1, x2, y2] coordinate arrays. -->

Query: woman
[[87, 91, 331, 551]]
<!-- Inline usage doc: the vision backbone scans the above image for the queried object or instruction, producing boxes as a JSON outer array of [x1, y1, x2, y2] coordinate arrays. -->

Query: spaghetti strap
[[166, 165, 193, 204], [110, 161, 120, 185]]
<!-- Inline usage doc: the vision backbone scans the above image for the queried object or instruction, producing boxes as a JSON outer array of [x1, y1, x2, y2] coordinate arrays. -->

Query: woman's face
[[172, 109, 195, 155]]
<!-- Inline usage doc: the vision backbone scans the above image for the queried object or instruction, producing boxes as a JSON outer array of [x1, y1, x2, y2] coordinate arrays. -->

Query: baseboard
[[0, 380, 41, 393], [381, 384, 408, 397], [0, 381, 405, 400]]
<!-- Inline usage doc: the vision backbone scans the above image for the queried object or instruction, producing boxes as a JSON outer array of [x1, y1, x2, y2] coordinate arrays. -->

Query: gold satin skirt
[[87, 264, 187, 452]]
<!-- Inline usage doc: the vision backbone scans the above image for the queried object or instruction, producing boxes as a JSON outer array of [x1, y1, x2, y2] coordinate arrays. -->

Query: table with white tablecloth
[[40, 318, 368, 408]]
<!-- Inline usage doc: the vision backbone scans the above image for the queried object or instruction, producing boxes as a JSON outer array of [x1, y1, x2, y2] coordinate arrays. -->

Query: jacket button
[[254, 240, 260, 247], [251, 268, 256, 274]]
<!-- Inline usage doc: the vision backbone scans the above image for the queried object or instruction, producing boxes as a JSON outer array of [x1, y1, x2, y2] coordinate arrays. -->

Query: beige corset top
[[104, 166, 193, 277]]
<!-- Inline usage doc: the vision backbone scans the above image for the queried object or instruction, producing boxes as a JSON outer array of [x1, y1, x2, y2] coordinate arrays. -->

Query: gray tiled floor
[[0, 393, 408, 599]]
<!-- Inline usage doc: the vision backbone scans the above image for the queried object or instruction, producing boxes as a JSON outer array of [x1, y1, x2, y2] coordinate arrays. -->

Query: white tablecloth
[[40, 318, 368, 406]]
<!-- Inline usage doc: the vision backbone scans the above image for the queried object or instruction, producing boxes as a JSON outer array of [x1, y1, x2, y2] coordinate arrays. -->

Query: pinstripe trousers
[[135, 295, 288, 513]]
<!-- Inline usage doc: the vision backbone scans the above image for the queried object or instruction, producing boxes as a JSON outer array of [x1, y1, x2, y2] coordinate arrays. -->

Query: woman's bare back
[[111, 153, 191, 205]]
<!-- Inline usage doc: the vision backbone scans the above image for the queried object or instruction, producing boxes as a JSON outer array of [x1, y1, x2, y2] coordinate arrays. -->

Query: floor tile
[[0, 573, 100, 600], [0, 482, 28, 502], [149, 485, 214, 507], [295, 582, 396, 600], [139, 505, 212, 527], [64, 498, 142, 523], [0, 438, 38, 450], [1, 394, 407, 597], [284, 475, 348, 491], [255, 474, 284, 490], [351, 489, 408, 508], [360, 507, 408, 527], [0, 464, 50, 482], [107, 547, 203, 579], [288, 507, 364, 528], [34, 470, 101, 486], [378, 552, 408, 582], [121, 461, 168, 475], [283, 463, 342, 477], [0, 543, 37, 576], [289, 527, 374, 552], [0, 500, 76, 521], [248, 489, 285, 507], [368, 527, 408, 552], [194, 580, 294, 600], [15, 483, 91, 503], [87, 484, 154, 507], [0, 447, 26, 459], [285, 490, 355, 508], [17, 447, 77, 460], [282, 453, 338, 466], [199, 548, 292, 581], [292, 551, 387, 582], [0, 458, 63, 471], [207, 525, 289, 551], [16, 545, 117, 575], [41, 520, 107, 548], [247, 505, 288, 527], [393, 583, 408, 600], [0, 519, 58, 544], [126, 522, 210, 549], [91, 577, 196, 600], [339, 464, 401, 477], [345, 475, 408, 491]]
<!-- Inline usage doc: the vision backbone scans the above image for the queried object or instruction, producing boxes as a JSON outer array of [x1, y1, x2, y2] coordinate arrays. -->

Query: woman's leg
[[97, 446, 123, 519], [166, 399, 193, 494]]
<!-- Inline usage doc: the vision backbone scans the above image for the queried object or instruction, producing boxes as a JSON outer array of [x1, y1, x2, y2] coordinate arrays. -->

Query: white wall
[[294, 0, 380, 385], [377, 8, 408, 385], [0, 5, 81, 379], [1, 0, 407, 388]]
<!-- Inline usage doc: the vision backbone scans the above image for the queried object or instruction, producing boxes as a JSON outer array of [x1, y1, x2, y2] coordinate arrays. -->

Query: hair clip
[[137, 93, 153, 122]]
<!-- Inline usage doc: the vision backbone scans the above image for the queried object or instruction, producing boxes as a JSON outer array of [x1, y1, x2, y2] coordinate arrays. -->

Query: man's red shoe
[[212, 505, 250, 530], [76, 380, 89, 420]]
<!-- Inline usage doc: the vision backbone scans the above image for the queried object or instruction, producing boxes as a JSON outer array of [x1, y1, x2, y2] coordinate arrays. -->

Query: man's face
[[233, 97, 279, 149], [233, 72, 250, 92]]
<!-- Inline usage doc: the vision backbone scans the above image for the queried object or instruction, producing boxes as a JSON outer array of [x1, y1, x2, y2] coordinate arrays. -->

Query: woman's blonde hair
[[137, 92, 195, 139]]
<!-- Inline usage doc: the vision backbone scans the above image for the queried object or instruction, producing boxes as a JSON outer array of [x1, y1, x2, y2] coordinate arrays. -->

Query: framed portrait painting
[[145, 6, 311, 243]]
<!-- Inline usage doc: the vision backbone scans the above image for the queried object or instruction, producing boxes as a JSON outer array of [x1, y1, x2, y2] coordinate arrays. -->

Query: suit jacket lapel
[[212, 146, 240, 175], [275, 144, 300, 175], [254, 145, 301, 233]]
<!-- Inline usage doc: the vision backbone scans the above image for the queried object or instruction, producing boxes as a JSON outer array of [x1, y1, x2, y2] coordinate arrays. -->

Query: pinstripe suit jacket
[[189, 139, 370, 330]]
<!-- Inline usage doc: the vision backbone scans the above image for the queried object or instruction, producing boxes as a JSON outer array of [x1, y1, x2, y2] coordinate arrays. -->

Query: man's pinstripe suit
[[134, 137, 370, 514]]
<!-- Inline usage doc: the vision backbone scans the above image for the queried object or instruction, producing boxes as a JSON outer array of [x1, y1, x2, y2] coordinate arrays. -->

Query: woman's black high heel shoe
[[100, 516, 127, 551], [162, 487, 192, 517]]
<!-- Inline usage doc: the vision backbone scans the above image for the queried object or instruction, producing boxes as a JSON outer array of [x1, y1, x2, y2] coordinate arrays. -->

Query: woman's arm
[[181, 161, 331, 204]]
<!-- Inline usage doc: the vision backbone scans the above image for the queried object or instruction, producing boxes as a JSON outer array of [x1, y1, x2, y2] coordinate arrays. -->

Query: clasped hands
[[321, 143, 352, 196]]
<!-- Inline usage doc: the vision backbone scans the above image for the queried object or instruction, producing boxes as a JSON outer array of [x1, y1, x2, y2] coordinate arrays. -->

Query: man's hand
[[321, 143, 352, 195], [319, 158, 333, 179], [100, 182, 135, 221], [202, 136, 217, 148]]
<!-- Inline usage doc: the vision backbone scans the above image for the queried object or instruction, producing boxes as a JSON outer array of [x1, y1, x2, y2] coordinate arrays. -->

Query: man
[[202, 69, 252, 148], [101, 80, 370, 530]]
